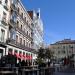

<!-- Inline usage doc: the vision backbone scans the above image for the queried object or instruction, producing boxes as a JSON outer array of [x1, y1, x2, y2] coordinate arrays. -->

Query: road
[[54, 71, 75, 75], [53, 67, 75, 75]]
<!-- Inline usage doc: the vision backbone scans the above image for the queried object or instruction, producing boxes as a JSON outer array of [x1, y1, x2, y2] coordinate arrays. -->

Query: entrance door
[[0, 49, 3, 59]]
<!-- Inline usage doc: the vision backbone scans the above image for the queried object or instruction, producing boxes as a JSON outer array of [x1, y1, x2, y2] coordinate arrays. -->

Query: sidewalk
[[57, 66, 75, 73]]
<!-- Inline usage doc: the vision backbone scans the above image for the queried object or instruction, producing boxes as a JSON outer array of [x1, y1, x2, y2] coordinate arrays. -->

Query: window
[[19, 51, 22, 54], [25, 17, 26, 22], [12, 0, 17, 5], [26, 53, 28, 57], [21, 25, 22, 30], [21, 13, 23, 18], [26, 42, 28, 47], [29, 43, 31, 48], [23, 52, 25, 55], [3, 12, 6, 22], [8, 48, 12, 52], [63, 46, 65, 49], [18, 7, 19, 14], [20, 38, 22, 44], [16, 35, 18, 42], [1, 29, 5, 42], [24, 40, 25, 46], [5, 0, 8, 4], [27, 31, 28, 35], [62, 50, 65, 54], [58, 51, 60, 54], [17, 21, 19, 27], [8, 48, 12, 54], [27, 21, 28, 25], [0, 0, 2, 4], [14, 50, 17, 53]]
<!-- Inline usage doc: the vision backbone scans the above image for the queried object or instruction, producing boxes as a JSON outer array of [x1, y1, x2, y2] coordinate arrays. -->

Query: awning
[[23, 55, 27, 60], [26, 55, 32, 60], [29, 56, 32, 60], [19, 53, 24, 59], [14, 53, 20, 59]]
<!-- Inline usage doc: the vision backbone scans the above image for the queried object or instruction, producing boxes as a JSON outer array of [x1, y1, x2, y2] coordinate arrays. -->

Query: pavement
[[53, 66, 75, 75], [54, 71, 75, 75]]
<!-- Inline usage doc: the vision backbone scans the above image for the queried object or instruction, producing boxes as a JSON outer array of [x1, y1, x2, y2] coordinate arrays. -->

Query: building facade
[[0, 0, 35, 63], [49, 39, 75, 61], [0, 0, 10, 58], [28, 9, 43, 51]]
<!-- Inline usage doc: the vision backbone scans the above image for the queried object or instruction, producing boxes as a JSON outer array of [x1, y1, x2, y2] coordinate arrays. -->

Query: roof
[[51, 39, 75, 45], [27, 11, 33, 19]]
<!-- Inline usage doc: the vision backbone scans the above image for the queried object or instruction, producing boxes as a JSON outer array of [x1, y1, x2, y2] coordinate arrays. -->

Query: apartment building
[[28, 9, 43, 51], [0, 0, 10, 58], [0, 0, 34, 63], [49, 39, 75, 61]]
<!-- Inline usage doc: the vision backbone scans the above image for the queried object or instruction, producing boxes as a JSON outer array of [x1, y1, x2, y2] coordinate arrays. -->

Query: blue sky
[[22, 0, 75, 44]]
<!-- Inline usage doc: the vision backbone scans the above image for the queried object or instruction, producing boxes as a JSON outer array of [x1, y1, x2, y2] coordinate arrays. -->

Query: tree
[[45, 48, 53, 62], [37, 47, 45, 59], [36, 47, 53, 66], [36, 47, 45, 65]]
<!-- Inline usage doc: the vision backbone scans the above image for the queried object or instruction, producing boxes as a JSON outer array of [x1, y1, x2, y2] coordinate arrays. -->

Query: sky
[[22, 0, 75, 44]]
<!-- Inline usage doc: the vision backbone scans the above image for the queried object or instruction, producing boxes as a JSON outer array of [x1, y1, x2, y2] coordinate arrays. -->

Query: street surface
[[53, 67, 75, 75], [54, 71, 75, 75]]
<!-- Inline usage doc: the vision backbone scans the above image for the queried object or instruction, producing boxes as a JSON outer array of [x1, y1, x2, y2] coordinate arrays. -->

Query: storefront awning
[[14, 53, 20, 59]]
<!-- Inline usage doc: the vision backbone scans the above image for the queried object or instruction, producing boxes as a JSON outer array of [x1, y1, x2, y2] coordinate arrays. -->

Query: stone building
[[49, 39, 75, 62]]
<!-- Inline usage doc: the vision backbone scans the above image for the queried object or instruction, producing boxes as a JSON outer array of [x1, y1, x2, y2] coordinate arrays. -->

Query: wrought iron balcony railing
[[16, 13, 33, 30], [16, 27, 33, 41], [6, 38, 33, 52], [9, 19, 16, 28], [1, 19, 7, 26], [4, 4, 8, 11], [11, 4, 17, 12]]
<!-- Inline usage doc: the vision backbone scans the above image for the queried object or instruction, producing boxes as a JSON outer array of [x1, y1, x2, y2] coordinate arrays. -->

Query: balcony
[[16, 14, 33, 30], [6, 38, 33, 52], [1, 19, 7, 26], [9, 19, 16, 28], [11, 4, 17, 12], [16, 27, 33, 41]]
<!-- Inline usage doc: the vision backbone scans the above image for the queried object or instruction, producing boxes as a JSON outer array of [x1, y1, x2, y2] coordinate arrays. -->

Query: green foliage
[[36, 47, 53, 65], [37, 47, 45, 59], [45, 48, 53, 60]]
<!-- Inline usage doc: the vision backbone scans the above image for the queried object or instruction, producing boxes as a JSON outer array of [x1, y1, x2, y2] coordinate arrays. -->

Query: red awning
[[19, 53, 24, 59], [29, 56, 32, 60], [23, 55, 27, 60], [14, 53, 20, 59], [26, 55, 32, 60]]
